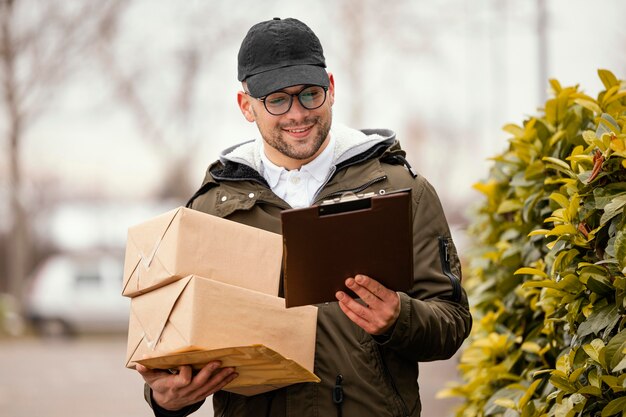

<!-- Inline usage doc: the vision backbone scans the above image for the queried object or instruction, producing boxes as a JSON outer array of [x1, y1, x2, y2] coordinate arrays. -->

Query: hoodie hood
[[219, 124, 396, 173]]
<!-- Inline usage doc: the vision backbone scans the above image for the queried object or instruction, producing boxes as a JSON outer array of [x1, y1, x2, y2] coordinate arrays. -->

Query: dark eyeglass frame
[[245, 85, 328, 116]]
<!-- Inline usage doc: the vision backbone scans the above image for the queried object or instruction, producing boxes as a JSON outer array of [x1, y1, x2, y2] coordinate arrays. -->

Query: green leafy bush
[[441, 70, 626, 417]]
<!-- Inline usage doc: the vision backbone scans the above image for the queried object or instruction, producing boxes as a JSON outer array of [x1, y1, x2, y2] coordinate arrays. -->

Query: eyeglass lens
[[263, 86, 327, 115]]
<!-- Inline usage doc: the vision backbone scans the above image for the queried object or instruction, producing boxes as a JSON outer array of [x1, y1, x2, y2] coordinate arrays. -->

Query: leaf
[[484, 387, 524, 415], [586, 275, 614, 295], [545, 98, 557, 126], [584, 130, 598, 144], [546, 224, 578, 237], [497, 199, 523, 214], [600, 396, 626, 417], [525, 160, 545, 180], [569, 366, 585, 383], [582, 338, 605, 365], [522, 280, 561, 290], [605, 329, 626, 372], [574, 98, 602, 114], [600, 194, 626, 225], [616, 230, 626, 273], [515, 267, 548, 278], [612, 354, 626, 373], [549, 374, 577, 393], [605, 91, 626, 106], [577, 305, 619, 338], [550, 192, 571, 209], [543, 156, 572, 171], [598, 69, 619, 89], [577, 385, 602, 396], [550, 78, 563, 93], [597, 113, 621, 137], [518, 379, 542, 409], [503, 123, 525, 137]]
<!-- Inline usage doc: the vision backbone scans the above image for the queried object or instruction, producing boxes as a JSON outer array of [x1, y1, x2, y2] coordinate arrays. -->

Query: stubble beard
[[262, 111, 332, 161]]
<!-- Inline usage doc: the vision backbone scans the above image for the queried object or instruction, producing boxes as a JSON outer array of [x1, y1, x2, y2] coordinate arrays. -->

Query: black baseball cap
[[238, 17, 329, 98]]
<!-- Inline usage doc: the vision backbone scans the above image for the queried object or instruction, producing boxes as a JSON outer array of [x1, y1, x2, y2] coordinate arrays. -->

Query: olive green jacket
[[147, 125, 472, 417]]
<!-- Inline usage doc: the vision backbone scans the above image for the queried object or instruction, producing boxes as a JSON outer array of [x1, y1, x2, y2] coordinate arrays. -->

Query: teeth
[[286, 126, 310, 133]]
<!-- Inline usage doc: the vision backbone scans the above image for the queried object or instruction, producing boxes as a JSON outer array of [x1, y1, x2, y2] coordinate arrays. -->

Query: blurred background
[[0, 0, 624, 416]]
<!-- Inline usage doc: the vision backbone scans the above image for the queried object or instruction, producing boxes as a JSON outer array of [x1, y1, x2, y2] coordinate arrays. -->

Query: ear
[[237, 90, 256, 122], [327, 72, 335, 106]]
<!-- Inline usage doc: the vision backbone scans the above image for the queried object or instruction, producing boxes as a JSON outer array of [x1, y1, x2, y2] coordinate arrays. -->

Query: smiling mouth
[[283, 125, 314, 134]]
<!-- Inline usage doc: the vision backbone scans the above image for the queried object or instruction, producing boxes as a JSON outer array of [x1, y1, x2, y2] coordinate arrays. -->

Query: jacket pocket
[[438, 236, 462, 303], [373, 343, 415, 416]]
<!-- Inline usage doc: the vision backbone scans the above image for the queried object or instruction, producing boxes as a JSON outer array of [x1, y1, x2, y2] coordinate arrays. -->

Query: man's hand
[[136, 361, 238, 411], [335, 274, 401, 335]]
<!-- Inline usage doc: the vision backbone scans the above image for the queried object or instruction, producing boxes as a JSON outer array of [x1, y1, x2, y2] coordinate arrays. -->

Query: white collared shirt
[[260, 135, 335, 208]]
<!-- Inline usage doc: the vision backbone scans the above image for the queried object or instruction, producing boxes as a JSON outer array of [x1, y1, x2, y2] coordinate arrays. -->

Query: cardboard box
[[125, 275, 319, 396], [122, 207, 282, 297]]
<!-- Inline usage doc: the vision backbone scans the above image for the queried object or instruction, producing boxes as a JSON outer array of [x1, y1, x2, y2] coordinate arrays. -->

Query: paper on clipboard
[[280, 189, 413, 307]]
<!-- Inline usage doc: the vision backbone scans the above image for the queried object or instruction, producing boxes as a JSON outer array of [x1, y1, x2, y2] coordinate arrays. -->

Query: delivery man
[[136, 17, 472, 417]]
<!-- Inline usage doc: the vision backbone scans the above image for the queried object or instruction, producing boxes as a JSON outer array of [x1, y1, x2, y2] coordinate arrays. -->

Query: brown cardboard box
[[122, 207, 282, 297], [125, 275, 319, 396]]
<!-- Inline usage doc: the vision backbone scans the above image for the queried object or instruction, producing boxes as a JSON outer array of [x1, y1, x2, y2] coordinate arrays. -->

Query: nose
[[284, 95, 310, 119]]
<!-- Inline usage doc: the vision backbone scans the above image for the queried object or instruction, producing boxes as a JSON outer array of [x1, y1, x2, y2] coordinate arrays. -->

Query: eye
[[300, 89, 319, 102], [266, 94, 288, 107]]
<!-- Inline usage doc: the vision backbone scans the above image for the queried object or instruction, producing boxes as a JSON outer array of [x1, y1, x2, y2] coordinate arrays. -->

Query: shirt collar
[[259, 141, 285, 188]]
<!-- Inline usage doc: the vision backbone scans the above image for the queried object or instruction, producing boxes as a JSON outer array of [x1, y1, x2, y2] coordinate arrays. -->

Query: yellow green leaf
[[546, 224, 578, 236], [494, 398, 517, 409], [521, 342, 542, 354], [497, 199, 522, 214], [518, 379, 542, 409], [604, 90, 626, 106], [542, 156, 572, 171], [550, 78, 563, 93], [503, 123, 525, 137], [515, 267, 548, 278], [600, 396, 626, 417], [522, 280, 560, 290], [583, 339, 605, 365], [550, 192, 571, 209], [598, 69, 619, 89], [577, 386, 602, 397], [574, 98, 602, 114]]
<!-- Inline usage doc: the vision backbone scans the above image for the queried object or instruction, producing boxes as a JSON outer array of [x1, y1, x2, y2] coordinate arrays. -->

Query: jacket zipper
[[315, 175, 387, 204], [438, 237, 462, 303], [374, 345, 410, 417], [332, 374, 344, 417]]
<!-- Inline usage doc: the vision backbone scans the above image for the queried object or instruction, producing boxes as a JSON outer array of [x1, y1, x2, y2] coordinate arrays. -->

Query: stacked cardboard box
[[122, 207, 319, 396]]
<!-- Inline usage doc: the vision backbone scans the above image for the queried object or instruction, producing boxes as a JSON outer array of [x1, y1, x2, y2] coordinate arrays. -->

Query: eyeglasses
[[247, 85, 328, 116]]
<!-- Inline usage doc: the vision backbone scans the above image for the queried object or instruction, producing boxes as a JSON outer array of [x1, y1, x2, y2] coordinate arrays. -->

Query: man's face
[[238, 73, 335, 170]]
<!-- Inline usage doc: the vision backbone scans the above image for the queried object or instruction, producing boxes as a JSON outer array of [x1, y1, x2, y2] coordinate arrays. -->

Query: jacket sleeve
[[376, 176, 472, 362]]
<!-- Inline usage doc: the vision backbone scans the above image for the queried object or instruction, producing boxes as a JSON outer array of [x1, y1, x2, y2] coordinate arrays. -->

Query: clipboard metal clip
[[320, 191, 377, 206]]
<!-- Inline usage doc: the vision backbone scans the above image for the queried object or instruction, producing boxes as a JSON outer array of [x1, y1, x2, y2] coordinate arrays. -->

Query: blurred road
[[0, 335, 461, 417]]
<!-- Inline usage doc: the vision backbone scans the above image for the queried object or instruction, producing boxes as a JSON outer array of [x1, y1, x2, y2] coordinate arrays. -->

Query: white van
[[25, 251, 129, 337]]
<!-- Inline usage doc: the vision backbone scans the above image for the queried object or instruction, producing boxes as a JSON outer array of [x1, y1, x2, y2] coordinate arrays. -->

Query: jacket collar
[[208, 126, 399, 185], [218, 124, 396, 171]]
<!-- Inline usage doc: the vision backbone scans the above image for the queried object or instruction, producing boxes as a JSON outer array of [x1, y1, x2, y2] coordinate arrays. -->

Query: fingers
[[347, 275, 396, 305], [336, 275, 401, 335], [191, 362, 237, 395], [136, 360, 239, 411]]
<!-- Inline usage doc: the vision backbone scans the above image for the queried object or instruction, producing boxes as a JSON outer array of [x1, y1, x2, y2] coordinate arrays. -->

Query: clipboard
[[280, 189, 413, 307]]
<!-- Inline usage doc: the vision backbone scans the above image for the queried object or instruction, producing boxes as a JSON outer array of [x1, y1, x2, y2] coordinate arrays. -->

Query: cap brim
[[246, 65, 329, 98]]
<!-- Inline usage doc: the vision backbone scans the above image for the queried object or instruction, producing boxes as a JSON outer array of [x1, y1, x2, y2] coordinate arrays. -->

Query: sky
[[2, 0, 625, 245]]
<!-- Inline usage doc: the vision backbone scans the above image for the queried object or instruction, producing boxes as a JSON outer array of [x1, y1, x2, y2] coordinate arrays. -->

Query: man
[[137, 17, 472, 417]]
